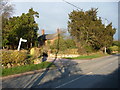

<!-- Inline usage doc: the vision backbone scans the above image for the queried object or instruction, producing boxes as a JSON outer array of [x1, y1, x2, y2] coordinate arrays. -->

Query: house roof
[[38, 30, 63, 41], [46, 33, 58, 40], [38, 33, 58, 41]]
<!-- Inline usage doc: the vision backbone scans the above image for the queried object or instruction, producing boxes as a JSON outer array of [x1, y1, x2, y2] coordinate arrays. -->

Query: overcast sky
[[11, 0, 118, 40]]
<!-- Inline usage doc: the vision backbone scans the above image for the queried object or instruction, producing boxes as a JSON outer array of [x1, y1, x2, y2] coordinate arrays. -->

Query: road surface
[[2, 54, 119, 88]]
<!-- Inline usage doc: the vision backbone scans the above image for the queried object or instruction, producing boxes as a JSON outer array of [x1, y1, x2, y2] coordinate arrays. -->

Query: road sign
[[17, 38, 27, 51], [20, 38, 27, 42]]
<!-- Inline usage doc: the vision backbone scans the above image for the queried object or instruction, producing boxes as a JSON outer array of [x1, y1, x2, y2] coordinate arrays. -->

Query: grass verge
[[1, 61, 55, 77], [63, 52, 109, 60]]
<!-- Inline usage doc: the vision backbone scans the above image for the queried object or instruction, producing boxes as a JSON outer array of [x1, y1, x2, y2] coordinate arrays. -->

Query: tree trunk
[[27, 44, 29, 49], [30, 43, 32, 48]]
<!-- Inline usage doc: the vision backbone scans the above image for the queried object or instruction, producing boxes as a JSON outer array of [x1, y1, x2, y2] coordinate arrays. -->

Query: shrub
[[1, 50, 12, 66], [12, 50, 27, 64], [107, 46, 119, 54], [112, 41, 120, 46], [106, 48, 112, 54], [84, 45, 93, 54], [77, 47, 86, 55], [109, 46, 118, 51], [1, 50, 28, 67], [30, 47, 41, 58]]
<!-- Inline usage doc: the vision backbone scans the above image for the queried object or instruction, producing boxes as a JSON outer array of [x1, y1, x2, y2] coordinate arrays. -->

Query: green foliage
[[47, 40, 51, 45], [50, 37, 66, 52], [109, 46, 118, 51], [112, 41, 120, 46], [107, 46, 119, 54], [84, 45, 94, 53], [2, 62, 54, 76], [50, 37, 77, 54], [64, 49, 78, 54], [1, 50, 28, 67], [2, 8, 39, 49], [65, 38, 77, 49], [68, 8, 116, 54], [30, 47, 42, 58], [106, 48, 112, 54]]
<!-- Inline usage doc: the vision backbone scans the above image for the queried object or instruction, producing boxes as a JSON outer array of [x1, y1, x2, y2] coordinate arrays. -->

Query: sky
[[11, 0, 118, 40]]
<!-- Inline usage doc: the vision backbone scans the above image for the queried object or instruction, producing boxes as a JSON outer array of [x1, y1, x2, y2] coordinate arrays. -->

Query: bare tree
[[0, 0, 14, 19]]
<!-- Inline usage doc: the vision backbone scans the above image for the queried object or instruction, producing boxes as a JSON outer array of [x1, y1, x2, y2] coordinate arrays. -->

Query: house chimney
[[42, 29, 45, 35]]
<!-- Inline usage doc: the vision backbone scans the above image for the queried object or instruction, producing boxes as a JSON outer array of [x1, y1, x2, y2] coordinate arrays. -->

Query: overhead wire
[[62, 0, 83, 11]]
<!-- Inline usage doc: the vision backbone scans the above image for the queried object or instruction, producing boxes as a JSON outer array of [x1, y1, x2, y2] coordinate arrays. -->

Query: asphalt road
[[2, 54, 119, 88]]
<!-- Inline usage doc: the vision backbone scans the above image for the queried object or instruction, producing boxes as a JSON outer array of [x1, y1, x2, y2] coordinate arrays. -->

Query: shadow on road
[[30, 59, 82, 88], [31, 64, 119, 88]]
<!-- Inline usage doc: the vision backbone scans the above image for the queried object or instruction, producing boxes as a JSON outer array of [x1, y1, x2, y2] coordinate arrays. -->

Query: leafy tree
[[100, 23, 116, 50], [3, 8, 39, 49], [68, 8, 116, 54]]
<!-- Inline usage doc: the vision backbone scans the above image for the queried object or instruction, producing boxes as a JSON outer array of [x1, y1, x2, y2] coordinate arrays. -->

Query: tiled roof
[[38, 30, 64, 40], [46, 33, 58, 40]]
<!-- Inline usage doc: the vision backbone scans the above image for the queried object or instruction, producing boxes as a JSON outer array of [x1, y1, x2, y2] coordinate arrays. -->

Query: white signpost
[[17, 38, 27, 51]]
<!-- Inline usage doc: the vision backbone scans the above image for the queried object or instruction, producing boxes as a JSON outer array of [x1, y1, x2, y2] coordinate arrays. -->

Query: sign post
[[17, 38, 27, 51]]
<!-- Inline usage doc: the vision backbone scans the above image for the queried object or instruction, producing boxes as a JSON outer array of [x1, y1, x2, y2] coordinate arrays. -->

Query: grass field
[[63, 52, 109, 60], [1, 61, 55, 77]]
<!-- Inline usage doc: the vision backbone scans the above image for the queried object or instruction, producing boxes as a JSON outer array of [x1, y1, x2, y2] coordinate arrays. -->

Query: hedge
[[1, 50, 28, 68]]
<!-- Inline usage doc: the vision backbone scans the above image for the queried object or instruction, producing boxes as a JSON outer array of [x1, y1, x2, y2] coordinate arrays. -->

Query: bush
[[107, 46, 119, 54], [106, 48, 112, 54], [1, 50, 28, 67], [30, 47, 41, 58], [77, 47, 86, 55], [77, 45, 94, 55], [112, 41, 120, 46], [1, 50, 12, 66], [109, 46, 118, 51], [65, 49, 78, 54], [84, 45, 93, 54]]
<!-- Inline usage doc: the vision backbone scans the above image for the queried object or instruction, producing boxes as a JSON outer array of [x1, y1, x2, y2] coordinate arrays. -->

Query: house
[[38, 28, 62, 47]]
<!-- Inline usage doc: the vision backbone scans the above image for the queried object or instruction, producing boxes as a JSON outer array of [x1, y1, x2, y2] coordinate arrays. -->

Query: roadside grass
[[1, 61, 55, 77], [63, 52, 109, 60]]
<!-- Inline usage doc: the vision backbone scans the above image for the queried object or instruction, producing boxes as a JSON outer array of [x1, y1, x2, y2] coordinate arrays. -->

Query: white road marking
[[55, 72, 93, 88]]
